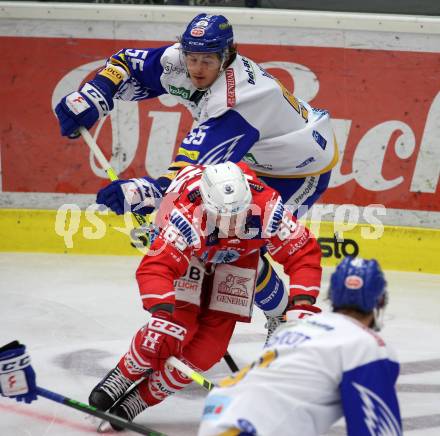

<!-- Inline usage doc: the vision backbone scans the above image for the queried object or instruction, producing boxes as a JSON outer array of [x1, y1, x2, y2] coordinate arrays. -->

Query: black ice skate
[[98, 387, 149, 432], [264, 313, 286, 347], [89, 366, 134, 411]]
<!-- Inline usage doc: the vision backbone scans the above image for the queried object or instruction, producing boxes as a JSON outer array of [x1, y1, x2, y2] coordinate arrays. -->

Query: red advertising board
[[1, 36, 439, 211]]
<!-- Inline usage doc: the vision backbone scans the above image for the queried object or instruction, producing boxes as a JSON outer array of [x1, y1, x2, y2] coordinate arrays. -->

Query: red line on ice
[[0, 401, 93, 432]]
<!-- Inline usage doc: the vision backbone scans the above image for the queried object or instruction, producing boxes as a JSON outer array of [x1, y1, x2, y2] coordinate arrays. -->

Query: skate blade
[[97, 420, 113, 433]]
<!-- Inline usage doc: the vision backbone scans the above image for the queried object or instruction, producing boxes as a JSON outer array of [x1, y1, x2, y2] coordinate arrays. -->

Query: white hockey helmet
[[200, 162, 252, 216]]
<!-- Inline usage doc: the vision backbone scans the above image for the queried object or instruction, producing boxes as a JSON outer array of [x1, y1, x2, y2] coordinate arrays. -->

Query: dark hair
[[224, 44, 238, 68]]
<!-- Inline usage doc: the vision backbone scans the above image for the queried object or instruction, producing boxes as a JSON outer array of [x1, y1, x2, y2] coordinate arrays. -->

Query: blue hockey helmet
[[329, 257, 387, 313], [180, 13, 234, 54]]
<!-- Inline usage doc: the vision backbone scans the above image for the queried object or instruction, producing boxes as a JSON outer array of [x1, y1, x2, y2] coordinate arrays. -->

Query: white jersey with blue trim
[[198, 312, 402, 436], [110, 43, 337, 178]]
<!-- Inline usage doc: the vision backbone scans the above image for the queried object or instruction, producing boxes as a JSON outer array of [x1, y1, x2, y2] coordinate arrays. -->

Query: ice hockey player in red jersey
[[88, 161, 322, 428]]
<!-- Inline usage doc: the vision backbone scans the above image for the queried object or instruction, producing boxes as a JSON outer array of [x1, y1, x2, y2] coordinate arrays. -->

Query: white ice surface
[[0, 253, 439, 436]]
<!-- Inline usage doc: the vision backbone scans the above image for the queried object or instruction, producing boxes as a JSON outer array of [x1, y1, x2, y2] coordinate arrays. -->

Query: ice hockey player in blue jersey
[[55, 13, 338, 338], [198, 257, 402, 436]]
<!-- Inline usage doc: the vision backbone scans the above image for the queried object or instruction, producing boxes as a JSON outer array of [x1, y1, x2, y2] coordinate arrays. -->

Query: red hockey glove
[[285, 304, 321, 322], [139, 311, 187, 371]]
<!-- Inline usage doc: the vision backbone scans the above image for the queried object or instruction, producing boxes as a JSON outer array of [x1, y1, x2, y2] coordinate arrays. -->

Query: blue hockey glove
[[0, 341, 38, 404], [96, 177, 166, 216], [55, 82, 113, 138]]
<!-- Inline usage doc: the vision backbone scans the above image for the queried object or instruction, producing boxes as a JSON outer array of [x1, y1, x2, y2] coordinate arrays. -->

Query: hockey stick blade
[[36, 387, 166, 436]]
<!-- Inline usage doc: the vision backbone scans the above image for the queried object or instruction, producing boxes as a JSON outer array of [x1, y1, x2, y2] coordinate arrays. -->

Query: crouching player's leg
[[89, 311, 236, 429]]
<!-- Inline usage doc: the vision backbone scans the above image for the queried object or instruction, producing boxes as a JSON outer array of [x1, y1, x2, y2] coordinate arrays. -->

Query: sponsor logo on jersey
[[287, 228, 310, 255], [296, 156, 316, 168], [168, 85, 191, 100], [264, 198, 285, 236], [216, 272, 251, 307], [241, 57, 256, 85], [98, 66, 124, 85], [177, 147, 200, 161], [291, 176, 318, 205], [218, 273, 250, 298], [187, 188, 201, 203], [248, 181, 264, 192], [228, 238, 241, 244], [267, 330, 311, 348], [312, 129, 327, 150], [243, 152, 258, 165], [202, 395, 231, 420], [225, 68, 236, 107], [304, 319, 334, 331], [163, 61, 186, 75], [190, 27, 205, 37], [170, 209, 200, 246], [243, 152, 273, 170], [211, 249, 240, 264]]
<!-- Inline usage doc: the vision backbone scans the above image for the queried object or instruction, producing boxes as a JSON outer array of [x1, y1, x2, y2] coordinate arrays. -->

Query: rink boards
[[0, 4, 439, 274], [1, 208, 439, 274]]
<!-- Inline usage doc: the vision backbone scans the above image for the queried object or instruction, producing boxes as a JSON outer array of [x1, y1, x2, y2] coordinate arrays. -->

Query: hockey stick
[[36, 386, 166, 436], [223, 351, 239, 373], [79, 127, 241, 375], [78, 126, 150, 234], [167, 356, 215, 391]]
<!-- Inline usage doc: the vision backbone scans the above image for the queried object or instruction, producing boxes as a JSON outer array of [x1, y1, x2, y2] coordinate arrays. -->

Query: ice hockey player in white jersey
[[55, 13, 337, 214], [55, 13, 337, 339], [198, 257, 402, 436]]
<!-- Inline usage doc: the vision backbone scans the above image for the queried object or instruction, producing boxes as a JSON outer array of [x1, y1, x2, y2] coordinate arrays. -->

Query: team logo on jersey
[[353, 382, 402, 436], [345, 275, 364, 289]]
